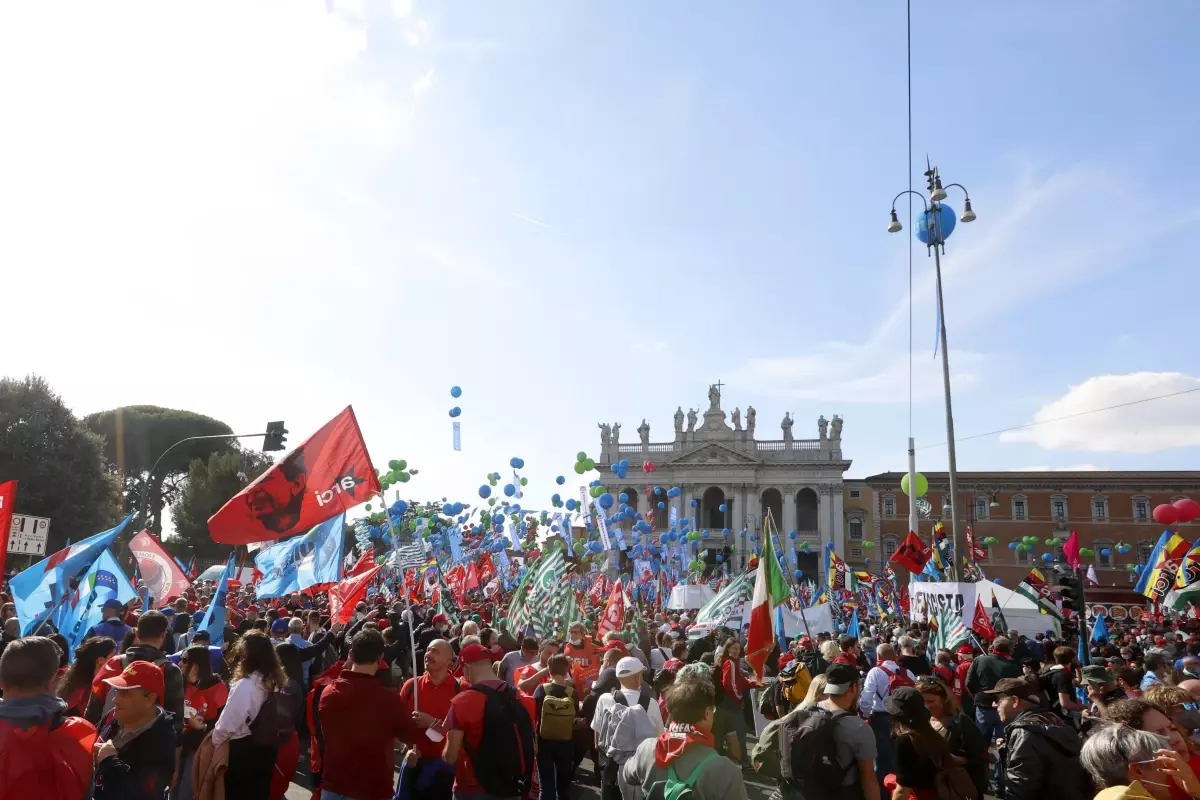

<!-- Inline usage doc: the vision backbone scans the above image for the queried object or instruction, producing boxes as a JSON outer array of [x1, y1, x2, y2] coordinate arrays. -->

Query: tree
[[0, 375, 120, 553], [170, 450, 273, 557], [83, 406, 236, 535]]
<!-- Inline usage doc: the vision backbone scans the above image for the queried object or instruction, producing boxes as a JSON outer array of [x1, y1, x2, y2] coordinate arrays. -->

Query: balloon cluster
[[1155, 498, 1200, 526], [380, 459, 414, 489], [449, 385, 463, 418], [643, 461, 657, 473], [573, 451, 596, 475], [610, 459, 630, 479]]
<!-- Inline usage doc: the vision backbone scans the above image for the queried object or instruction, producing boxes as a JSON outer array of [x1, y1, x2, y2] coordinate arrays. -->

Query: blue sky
[[2, 1, 1199, 523]]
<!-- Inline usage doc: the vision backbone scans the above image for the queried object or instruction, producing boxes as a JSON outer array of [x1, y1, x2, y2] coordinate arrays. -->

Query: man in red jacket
[[318, 629, 408, 800]]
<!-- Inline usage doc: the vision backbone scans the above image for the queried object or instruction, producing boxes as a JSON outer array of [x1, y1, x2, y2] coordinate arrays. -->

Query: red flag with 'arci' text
[[0, 481, 17, 584], [596, 578, 626, 638], [208, 407, 380, 545]]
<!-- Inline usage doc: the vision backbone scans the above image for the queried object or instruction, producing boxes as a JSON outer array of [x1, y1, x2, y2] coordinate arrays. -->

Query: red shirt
[[720, 658, 759, 702], [444, 679, 536, 796], [185, 680, 228, 722], [319, 669, 408, 800], [400, 673, 462, 759], [832, 653, 858, 667]]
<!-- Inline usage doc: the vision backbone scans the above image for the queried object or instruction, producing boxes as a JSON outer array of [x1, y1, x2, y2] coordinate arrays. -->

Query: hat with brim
[[983, 676, 1040, 700], [1082, 665, 1115, 685], [824, 664, 859, 696], [615, 656, 644, 678], [104, 660, 164, 702]]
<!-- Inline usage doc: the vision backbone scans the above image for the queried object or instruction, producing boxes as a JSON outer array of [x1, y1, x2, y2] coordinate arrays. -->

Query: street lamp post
[[888, 163, 976, 580]]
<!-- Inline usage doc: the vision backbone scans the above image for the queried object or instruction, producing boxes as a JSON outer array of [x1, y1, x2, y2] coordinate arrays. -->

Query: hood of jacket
[[1009, 709, 1081, 754], [123, 644, 167, 664], [0, 694, 69, 730]]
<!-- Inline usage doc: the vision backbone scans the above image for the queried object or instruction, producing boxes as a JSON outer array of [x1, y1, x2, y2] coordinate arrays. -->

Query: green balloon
[[574, 463, 586, 474], [488, 497, 496, 506], [862, 540, 875, 549], [583, 458, 595, 471], [398, 472, 411, 483], [576, 451, 588, 462], [574, 541, 585, 553], [396, 460, 407, 470], [520, 477, 528, 486], [365, 503, 372, 512]]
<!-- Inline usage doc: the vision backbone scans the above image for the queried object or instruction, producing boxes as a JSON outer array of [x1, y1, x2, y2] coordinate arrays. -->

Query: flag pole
[[766, 508, 810, 641], [378, 491, 421, 711]]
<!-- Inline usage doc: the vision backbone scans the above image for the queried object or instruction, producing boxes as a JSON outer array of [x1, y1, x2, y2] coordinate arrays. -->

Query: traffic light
[[1053, 565, 1086, 614], [263, 421, 288, 452]]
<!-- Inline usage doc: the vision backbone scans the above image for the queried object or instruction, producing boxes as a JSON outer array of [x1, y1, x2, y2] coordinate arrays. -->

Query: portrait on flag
[[130, 530, 192, 603]]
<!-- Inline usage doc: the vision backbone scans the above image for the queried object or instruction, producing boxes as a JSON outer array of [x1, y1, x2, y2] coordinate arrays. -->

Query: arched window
[[1095, 540, 1113, 567], [883, 536, 899, 559], [796, 489, 819, 531], [848, 517, 864, 540]]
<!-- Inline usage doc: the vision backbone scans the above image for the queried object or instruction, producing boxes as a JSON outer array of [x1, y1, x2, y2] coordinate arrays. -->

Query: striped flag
[[394, 540, 430, 571], [929, 602, 970, 653], [508, 547, 569, 638], [1136, 530, 1191, 601], [688, 571, 752, 640]]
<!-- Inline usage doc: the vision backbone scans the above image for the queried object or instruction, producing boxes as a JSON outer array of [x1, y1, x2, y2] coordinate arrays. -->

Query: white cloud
[[413, 67, 436, 98], [1000, 372, 1200, 453], [729, 342, 983, 404]]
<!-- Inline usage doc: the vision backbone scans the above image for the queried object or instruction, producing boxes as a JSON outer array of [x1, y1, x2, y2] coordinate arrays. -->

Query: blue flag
[[254, 513, 345, 599], [199, 554, 235, 646], [57, 548, 138, 659], [847, 609, 861, 638], [1091, 613, 1109, 644], [775, 604, 787, 643], [11, 515, 132, 635]]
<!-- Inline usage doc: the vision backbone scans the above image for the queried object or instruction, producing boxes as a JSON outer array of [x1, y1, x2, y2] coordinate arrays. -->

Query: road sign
[[8, 514, 50, 556]]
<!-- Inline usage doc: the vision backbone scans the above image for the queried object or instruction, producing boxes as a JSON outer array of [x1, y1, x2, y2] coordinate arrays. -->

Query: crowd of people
[[3, 579, 1200, 800]]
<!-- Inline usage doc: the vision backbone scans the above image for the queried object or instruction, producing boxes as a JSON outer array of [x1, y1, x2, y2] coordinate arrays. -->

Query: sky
[[2, 1, 1199, 533]]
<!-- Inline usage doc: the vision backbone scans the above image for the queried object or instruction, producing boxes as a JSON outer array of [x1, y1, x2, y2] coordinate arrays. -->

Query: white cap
[[615, 656, 645, 678]]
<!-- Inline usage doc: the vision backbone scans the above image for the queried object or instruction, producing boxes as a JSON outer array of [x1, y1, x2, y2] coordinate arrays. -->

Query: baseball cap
[[956, 643, 974, 656], [102, 599, 124, 611], [459, 643, 498, 665], [824, 664, 860, 696], [983, 676, 1041, 699], [104, 660, 165, 701], [798, 636, 813, 648], [270, 619, 290, 635], [192, 611, 206, 624], [1082, 665, 1116, 685], [431, 613, 450, 627], [615, 657, 644, 678]]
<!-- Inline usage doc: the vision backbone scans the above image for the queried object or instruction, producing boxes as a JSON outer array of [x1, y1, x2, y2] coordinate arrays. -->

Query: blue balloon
[[793, 570, 804, 580], [1100, 548, 1111, 557], [556, 475, 565, 485], [716, 555, 724, 563], [1041, 553, 1054, 562], [510, 457, 524, 469], [619, 493, 629, 503], [690, 499, 698, 507], [654, 487, 663, 495], [993, 578, 1002, 585], [1008, 542, 1018, 550], [788, 531, 797, 539], [598, 493, 615, 509], [718, 504, 727, 512], [619, 459, 629, 469], [916, 203, 957, 245], [503, 483, 516, 497], [657, 502, 665, 509], [450, 385, 462, 398], [449, 407, 461, 417], [551, 493, 561, 504], [722, 528, 730, 536], [566, 499, 577, 511], [391, 499, 408, 515]]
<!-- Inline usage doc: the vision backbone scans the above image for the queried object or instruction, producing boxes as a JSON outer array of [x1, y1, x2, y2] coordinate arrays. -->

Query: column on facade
[[831, 488, 845, 560], [816, 487, 831, 554], [783, 486, 797, 534]]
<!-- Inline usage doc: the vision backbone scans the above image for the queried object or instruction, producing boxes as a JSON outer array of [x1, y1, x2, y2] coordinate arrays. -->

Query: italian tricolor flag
[[745, 523, 790, 681]]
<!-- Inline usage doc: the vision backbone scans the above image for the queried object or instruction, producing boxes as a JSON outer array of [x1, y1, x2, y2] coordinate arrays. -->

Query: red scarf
[[653, 723, 716, 767]]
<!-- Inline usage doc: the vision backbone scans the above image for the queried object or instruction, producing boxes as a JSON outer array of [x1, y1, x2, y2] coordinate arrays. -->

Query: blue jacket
[[86, 617, 132, 643]]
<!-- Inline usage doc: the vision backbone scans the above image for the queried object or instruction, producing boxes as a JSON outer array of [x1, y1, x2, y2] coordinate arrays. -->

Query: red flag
[[0, 481, 17, 583], [477, 552, 495, 583], [971, 597, 995, 641], [329, 563, 384, 624], [596, 578, 626, 638], [208, 407, 380, 545], [130, 530, 193, 602], [347, 547, 375, 577], [464, 563, 481, 592], [890, 531, 932, 573], [1063, 528, 1082, 570], [444, 565, 466, 602], [965, 526, 986, 562]]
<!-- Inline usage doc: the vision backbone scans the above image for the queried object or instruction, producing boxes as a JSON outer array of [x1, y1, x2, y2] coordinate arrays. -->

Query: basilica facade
[[595, 383, 852, 580]]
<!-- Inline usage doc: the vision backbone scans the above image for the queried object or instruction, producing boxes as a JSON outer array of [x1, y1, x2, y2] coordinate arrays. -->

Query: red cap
[[459, 643, 498, 665], [957, 643, 974, 656], [431, 613, 449, 627], [104, 660, 165, 701], [663, 658, 684, 673], [1155, 636, 1167, 645], [798, 636, 813, 647], [247, 605, 259, 615]]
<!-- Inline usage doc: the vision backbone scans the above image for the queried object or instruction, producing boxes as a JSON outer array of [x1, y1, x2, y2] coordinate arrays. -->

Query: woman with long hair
[[213, 631, 288, 799], [57, 637, 116, 716], [270, 643, 305, 800], [915, 675, 987, 798], [179, 645, 229, 800], [715, 637, 759, 768], [885, 686, 970, 800]]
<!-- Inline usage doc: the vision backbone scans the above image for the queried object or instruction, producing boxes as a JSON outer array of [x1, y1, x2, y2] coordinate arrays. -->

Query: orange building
[[864, 471, 1200, 610]]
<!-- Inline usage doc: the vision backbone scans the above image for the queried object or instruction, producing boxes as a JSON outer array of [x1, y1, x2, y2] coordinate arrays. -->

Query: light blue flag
[[199, 555, 235, 646], [448, 528, 464, 563], [57, 548, 138, 659], [775, 604, 787, 643], [11, 514, 133, 635], [254, 513, 345, 599], [1091, 613, 1109, 644], [847, 610, 861, 638]]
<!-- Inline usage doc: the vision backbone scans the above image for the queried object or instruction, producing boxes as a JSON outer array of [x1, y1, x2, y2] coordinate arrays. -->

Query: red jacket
[[318, 669, 408, 800]]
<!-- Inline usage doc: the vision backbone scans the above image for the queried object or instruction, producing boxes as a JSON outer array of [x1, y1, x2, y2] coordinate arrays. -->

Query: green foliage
[[0, 375, 120, 552], [83, 406, 236, 534], [170, 450, 272, 555]]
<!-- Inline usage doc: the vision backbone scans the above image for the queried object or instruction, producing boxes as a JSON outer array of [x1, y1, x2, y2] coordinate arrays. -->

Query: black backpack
[[778, 706, 854, 791], [250, 688, 295, 747], [464, 684, 536, 797]]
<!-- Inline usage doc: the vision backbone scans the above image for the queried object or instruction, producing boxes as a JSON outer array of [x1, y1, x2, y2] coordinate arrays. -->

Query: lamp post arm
[[942, 183, 971, 200], [140, 431, 271, 532], [890, 189, 929, 213]]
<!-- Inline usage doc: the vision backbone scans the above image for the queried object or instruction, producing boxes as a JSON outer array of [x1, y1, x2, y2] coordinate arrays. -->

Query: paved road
[[283, 743, 779, 800]]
